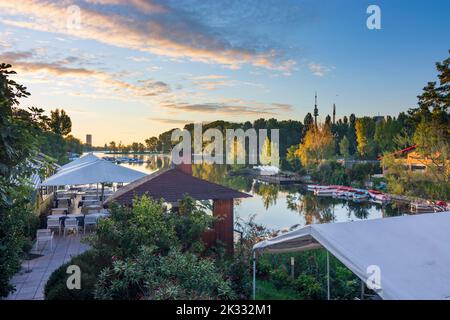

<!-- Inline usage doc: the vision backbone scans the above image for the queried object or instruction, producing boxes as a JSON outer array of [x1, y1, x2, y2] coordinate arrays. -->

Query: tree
[[303, 113, 313, 136], [408, 51, 449, 126], [0, 64, 42, 297], [374, 116, 402, 153], [64, 135, 83, 155], [48, 109, 72, 136], [339, 136, 350, 159], [108, 141, 117, 152], [325, 114, 331, 127], [297, 124, 334, 167], [347, 114, 357, 155], [355, 117, 376, 158], [286, 144, 302, 172], [145, 136, 158, 152], [413, 120, 449, 186], [131, 142, 140, 153]]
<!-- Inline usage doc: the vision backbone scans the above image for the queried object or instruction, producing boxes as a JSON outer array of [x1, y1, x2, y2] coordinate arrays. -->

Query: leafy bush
[[312, 161, 348, 185], [45, 195, 238, 300], [0, 183, 38, 297], [44, 251, 109, 300], [94, 247, 236, 300], [293, 273, 322, 299], [270, 268, 292, 289]]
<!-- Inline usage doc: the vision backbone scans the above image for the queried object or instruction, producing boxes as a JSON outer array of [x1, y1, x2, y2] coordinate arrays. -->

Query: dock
[[255, 174, 304, 185]]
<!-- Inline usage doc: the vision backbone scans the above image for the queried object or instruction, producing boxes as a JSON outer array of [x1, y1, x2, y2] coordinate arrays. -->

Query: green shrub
[[44, 251, 107, 300], [270, 268, 291, 289], [94, 247, 236, 300], [256, 258, 272, 278], [293, 273, 323, 299]]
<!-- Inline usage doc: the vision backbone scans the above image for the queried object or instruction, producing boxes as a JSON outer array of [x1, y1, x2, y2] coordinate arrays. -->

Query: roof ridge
[[105, 167, 171, 204]]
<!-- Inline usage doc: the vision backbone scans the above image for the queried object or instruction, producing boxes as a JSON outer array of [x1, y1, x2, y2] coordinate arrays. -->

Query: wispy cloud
[[191, 74, 263, 90], [160, 100, 292, 116], [148, 117, 193, 125], [0, 0, 295, 71], [0, 49, 171, 98], [308, 62, 334, 77]]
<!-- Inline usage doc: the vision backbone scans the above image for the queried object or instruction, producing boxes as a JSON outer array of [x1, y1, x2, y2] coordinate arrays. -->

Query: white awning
[[253, 212, 450, 300], [58, 153, 99, 172], [41, 159, 146, 186]]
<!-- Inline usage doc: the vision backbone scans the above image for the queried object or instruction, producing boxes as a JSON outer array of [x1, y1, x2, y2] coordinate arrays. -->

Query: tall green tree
[[145, 136, 158, 152], [355, 117, 376, 158], [0, 64, 42, 297], [347, 114, 357, 155], [339, 136, 350, 159], [48, 109, 72, 136]]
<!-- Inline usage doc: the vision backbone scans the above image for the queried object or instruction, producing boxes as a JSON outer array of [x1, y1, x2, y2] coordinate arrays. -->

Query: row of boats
[[307, 184, 450, 212], [307, 185, 391, 204], [102, 156, 146, 164]]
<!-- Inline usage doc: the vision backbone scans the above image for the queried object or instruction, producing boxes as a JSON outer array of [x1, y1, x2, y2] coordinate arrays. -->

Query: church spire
[[313, 91, 318, 126]]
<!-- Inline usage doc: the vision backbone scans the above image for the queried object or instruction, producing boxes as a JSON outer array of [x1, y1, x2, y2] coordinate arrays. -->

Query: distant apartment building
[[86, 134, 92, 146]]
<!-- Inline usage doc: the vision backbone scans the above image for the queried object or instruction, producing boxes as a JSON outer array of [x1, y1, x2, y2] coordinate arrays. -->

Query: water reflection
[[92, 154, 406, 230]]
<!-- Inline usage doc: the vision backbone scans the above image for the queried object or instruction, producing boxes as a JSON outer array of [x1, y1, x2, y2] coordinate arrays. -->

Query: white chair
[[83, 215, 98, 234], [64, 218, 79, 237], [36, 229, 54, 251], [47, 217, 62, 236]]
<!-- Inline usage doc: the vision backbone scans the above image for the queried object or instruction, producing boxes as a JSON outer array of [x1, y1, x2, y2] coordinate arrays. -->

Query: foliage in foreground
[[95, 247, 236, 300], [45, 195, 251, 300]]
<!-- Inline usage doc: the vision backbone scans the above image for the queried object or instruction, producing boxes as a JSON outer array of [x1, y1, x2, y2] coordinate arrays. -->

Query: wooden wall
[[212, 199, 234, 254]]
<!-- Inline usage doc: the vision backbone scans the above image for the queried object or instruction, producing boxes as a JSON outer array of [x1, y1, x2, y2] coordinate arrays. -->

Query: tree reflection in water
[[252, 182, 280, 210], [286, 192, 336, 225], [143, 163, 405, 228]]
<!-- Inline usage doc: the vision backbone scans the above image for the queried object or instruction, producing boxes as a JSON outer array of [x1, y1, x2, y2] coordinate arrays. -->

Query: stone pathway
[[5, 234, 90, 300]]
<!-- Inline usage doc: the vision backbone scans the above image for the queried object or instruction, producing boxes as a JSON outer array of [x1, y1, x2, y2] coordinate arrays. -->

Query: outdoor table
[[51, 207, 69, 214], [83, 195, 100, 200], [82, 199, 101, 204], [86, 204, 102, 211], [48, 213, 85, 227]]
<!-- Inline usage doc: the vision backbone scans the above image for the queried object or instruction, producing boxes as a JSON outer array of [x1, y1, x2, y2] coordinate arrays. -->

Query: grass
[[255, 280, 302, 300]]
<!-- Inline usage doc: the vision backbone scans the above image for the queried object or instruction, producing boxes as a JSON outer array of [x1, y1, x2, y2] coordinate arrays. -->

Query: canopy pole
[[327, 250, 330, 300], [360, 279, 365, 300], [252, 251, 256, 300]]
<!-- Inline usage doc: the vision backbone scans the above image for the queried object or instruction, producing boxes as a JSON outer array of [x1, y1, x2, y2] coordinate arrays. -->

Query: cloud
[[160, 100, 292, 116], [84, 0, 167, 13], [0, 0, 295, 71], [127, 56, 151, 63], [0, 49, 171, 97], [308, 62, 334, 77], [191, 74, 263, 90], [148, 117, 193, 125]]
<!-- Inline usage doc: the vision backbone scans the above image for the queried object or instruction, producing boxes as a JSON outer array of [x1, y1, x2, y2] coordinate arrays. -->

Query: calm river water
[[93, 152, 406, 231]]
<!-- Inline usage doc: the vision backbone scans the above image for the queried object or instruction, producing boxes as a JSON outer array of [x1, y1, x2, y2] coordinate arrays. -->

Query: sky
[[0, 0, 449, 146]]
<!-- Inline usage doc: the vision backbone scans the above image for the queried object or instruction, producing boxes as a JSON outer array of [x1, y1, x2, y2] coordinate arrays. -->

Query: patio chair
[[36, 229, 54, 251], [84, 215, 98, 234], [64, 218, 80, 237], [47, 217, 62, 236]]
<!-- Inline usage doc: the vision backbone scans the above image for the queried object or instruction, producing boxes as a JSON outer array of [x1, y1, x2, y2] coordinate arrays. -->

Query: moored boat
[[410, 201, 434, 213], [307, 184, 328, 191], [314, 185, 339, 196], [349, 189, 369, 203], [368, 189, 391, 203], [332, 186, 355, 200]]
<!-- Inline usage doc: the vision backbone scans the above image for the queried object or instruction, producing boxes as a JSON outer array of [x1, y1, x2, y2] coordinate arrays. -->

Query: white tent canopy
[[58, 153, 99, 172], [41, 159, 146, 186], [253, 212, 450, 300]]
